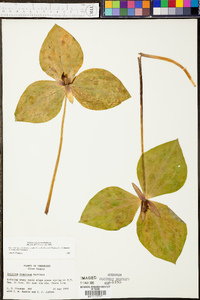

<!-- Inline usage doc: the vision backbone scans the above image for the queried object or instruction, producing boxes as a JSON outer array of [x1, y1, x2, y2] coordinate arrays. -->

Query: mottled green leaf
[[39, 24, 83, 82], [137, 139, 187, 199], [80, 186, 141, 230], [71, 68, 131, 110], [137, 201, 187, 264], [15, 81, 65, 123]]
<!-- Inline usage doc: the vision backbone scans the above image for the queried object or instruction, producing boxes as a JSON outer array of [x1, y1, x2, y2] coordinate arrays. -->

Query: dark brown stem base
[[138, 56, 146, 195]]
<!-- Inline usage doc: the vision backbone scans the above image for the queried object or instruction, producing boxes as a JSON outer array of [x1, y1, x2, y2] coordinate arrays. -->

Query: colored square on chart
[[143, 1, 150, 8], [143, 7, 150, 14], [113, 8, 120, 14], [169, 0, 176, 6], [113, 1, 120, 8], [135, 7, 143, 13], [105, 1, 113, 8], [120, 1, 128, 8], [153, 7, 161, 13], [184, 0, 191, 6], [161, 0, 168, 7], [105, 8, 113, 15], [191, 6, 198, 13], [135, 1, 143, 8], [168, 7, 175, 12], [169, 7, 176, 12], [128, 7, 135, 14], [176, 0, 183, 7], [191, 0, 198, 6], [183, 6, 191, 13], [154, 0, 161, 7], [161, 7, 169, 12], [128, 1, 135, 8], [176, 6, 184, 13], [120, 7, 128, 14]]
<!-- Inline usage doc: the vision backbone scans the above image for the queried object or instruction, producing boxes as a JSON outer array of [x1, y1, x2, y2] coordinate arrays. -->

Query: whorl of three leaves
[[15, 24, 131, 123]]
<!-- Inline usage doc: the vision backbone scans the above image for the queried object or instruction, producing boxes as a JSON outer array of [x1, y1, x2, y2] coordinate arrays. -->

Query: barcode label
[[85, 290, 107, 297]]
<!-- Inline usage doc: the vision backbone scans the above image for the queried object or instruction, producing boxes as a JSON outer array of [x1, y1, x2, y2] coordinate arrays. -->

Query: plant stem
[[138, 56, 144, 155], [45, 97, 67, 214], [139, 52, 196, 87], [138, 56, 146, 195], [137, 52, 195, 197]]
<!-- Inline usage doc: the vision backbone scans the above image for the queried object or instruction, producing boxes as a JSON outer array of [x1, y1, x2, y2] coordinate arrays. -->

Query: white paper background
[[2, 19, 198, 298]]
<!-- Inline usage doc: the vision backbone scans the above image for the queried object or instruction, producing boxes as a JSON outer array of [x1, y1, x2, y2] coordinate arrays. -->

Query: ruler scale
[[0, 3, 99, 18]]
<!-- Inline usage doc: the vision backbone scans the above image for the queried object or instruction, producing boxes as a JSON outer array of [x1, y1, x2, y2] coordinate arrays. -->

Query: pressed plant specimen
[[80, 53, 195, 263], [15, 24, 131, 214]]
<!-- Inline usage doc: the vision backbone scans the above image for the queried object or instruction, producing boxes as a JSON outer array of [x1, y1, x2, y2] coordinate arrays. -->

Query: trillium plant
[[15, 24, 131, 214], [79, 53, 196, 263], [15, 24, 195, 263]]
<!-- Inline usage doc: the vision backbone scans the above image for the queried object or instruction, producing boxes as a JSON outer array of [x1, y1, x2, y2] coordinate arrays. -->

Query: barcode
[[85, 290, 107, 297]]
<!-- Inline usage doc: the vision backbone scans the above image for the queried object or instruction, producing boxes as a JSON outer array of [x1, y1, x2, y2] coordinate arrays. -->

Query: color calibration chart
[[102, 0, 199, 16], [153, 0, 199, 15]]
